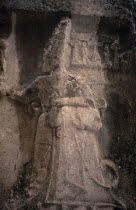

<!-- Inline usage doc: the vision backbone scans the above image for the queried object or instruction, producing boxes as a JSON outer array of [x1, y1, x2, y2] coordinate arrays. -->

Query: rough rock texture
[[0, 0, 134, 16], [0, 1, 136, 210], [0, 0, 71, 12]]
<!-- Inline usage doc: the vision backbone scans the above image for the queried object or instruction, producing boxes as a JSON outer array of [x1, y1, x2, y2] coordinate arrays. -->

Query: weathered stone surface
[[0, 0, 71, 12], [0, 1, 136, 210], [0, 0, 134, 18]]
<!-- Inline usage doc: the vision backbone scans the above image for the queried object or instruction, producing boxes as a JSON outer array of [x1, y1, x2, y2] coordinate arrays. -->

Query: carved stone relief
[[1, 16, 126, 210], [0, 6, 136, 210], [7, 78, 125, 209]]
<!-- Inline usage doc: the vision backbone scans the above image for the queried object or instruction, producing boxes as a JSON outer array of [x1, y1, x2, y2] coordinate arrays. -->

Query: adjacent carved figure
[[70, 32, 101, 69]]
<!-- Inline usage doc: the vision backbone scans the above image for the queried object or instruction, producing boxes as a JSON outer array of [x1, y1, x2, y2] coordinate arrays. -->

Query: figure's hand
[[51, 99, 61, 106], [28, 101, 42, 116], [4, 88, 31, 104], [6, 89, 23, 99]]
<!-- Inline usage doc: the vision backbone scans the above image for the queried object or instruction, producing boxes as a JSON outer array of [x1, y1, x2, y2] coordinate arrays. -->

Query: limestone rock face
[[0, 1, 136, 210]]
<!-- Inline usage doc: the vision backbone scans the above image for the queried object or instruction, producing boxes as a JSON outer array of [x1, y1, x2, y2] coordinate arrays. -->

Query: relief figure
[[3, 18, 127, 210], [7, 73, 126, 210]]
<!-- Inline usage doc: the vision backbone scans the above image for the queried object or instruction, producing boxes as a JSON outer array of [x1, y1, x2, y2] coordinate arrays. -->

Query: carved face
[[64, 76, 81, 97]]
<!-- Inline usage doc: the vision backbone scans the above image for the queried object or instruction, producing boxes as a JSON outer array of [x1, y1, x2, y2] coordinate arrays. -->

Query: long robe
[[29, 102, 124, 209]]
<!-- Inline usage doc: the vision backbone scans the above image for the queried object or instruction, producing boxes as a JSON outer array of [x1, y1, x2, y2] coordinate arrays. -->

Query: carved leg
[[93, 203, 116, 210], [46, 206, 57, 210], [94, 208, 114, 210], [61, 205, 87, 210], [37, 203, 60, 210], [75, 207, 87, 210]]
